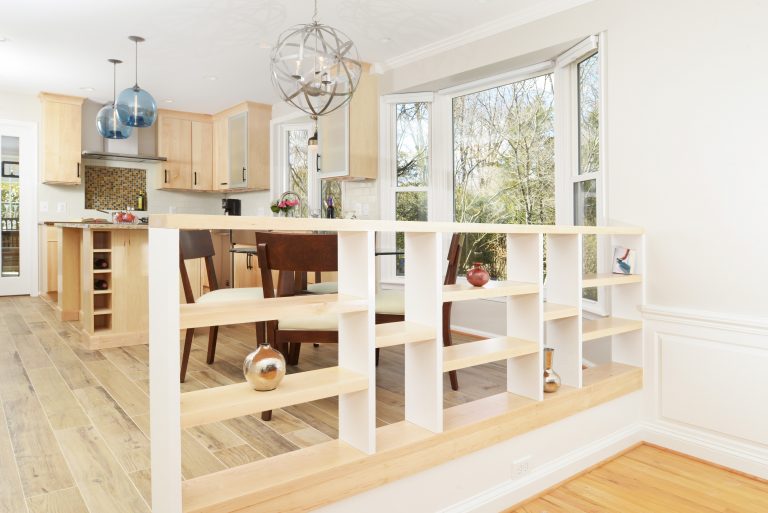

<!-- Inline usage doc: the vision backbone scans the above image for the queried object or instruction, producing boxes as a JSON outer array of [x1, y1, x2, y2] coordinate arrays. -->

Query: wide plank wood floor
[[0, 295, 506, 512], [509, 444, 768, 513]]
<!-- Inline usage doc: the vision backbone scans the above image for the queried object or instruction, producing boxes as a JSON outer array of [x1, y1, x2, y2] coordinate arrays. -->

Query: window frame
[[274, 118, 318, 214]]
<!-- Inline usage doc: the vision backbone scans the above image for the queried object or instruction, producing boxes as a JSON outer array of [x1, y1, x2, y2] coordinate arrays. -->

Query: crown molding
[[378, 0, 595, 73]]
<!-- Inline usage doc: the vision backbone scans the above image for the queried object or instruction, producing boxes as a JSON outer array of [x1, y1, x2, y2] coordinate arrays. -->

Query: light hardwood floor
[[509, 444, 768, 513], [0, 295, 506, 513]]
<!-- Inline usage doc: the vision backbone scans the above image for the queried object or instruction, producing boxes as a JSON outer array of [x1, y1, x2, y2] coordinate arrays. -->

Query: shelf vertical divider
[[610, 233, 645, 367], [506, 233, 544, 401], [546, 234, 582, 388], [148, 227, 182, 513], [404, 231, 443, 433], [337, 230, 376, 453]]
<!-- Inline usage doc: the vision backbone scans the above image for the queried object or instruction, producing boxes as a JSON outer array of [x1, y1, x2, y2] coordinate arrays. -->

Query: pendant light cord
[[313, 0, 318, 22], [113, 61, 117, 104], [134, 39, 139, 87]]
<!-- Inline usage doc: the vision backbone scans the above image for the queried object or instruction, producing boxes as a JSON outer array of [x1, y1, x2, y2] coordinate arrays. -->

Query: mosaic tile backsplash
[[84, 166, 147, 210]]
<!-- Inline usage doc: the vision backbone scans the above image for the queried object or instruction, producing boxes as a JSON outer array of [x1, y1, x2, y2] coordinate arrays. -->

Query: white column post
[[506, 233, 544, 401], [337, 230, 376, 453], [404, 231, 443, 433], [149, 227, 182, 513]]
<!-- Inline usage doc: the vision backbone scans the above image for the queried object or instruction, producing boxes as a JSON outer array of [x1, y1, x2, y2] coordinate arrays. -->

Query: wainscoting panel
[[659, 333, 768, 445]]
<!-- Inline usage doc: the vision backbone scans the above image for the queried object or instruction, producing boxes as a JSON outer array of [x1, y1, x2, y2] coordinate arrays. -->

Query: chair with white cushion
[[179, 230, 264, 382]]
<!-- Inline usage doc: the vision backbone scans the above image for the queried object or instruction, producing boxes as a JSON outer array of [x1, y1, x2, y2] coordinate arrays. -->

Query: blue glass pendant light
[[116, 36, 157, 127], [96, 59, 133, 139]]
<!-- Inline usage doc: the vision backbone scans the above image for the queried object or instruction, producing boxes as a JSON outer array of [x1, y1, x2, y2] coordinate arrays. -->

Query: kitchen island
[[56, 222, 148, 349]]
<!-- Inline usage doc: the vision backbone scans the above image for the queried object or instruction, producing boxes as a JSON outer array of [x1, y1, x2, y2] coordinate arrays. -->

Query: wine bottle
[[94, 279, 109, 291], [326, 196, 335, 219], [94, 258, 109, 269]]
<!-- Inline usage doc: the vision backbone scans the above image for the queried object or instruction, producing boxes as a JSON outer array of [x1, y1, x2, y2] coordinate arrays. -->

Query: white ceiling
[[0, 0, 576, 113]]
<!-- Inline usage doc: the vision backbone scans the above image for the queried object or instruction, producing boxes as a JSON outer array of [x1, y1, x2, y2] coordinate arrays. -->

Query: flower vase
[[543, 347, 561, 393], [466, 262, 490, 287], [243, 342, 286, 391]]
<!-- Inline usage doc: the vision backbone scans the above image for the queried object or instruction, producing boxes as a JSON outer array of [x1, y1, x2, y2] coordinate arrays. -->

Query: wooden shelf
[[180, 366, 368, 428], [443, 336, 538, 372], [543, 302, 579, 321], [582, 362, 641, 387], [582, 317, 642, 341], [442, 281, 538, 302], [93, 289, 112, 295], [582, 273, 642, 288], [375, 321, 434, 348], [180, 293, 367, 329], [92, 269, 111, 274], [92, 249, 112, 253], [93, 308, 112, 315]]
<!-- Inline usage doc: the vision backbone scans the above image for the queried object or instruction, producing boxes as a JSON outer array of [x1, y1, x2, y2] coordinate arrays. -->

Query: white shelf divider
[[405, 231, 443, 433], [505, 233, 544, 401], [148, 227, 182, 513], [337, 231, 377, 454], [545, 234, 582, 388]]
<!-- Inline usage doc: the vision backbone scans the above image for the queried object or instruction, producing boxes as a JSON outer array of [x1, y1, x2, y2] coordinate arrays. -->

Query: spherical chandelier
[[270, 0, 362, 119]]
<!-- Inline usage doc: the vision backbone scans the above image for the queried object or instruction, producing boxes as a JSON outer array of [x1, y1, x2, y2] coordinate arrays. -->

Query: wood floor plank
[[213, 444, 265, 468], [100, 348, 149, 382], [72, 386, 151, 474], [188, 423, 247, 452], [12, 333, 53, 370], [55, 426, 149, 513], [26, 367, 91, 431], [0, 405, 29, 513], [83, 360, 148, 416], [128, 469, 151, 508], [180, 431, 227, 480], [32, 335, 97, 391], [283, 427, 334, 448], [26, 487, 89, 513], [222, 415, 300, 458]]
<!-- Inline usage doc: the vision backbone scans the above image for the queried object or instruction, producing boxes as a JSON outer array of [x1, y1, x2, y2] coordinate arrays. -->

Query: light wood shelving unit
[[147, 215, 644, 513]]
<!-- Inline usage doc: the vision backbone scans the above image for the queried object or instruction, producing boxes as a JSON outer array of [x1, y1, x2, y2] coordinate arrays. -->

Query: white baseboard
[[440, 420, 768, 512]]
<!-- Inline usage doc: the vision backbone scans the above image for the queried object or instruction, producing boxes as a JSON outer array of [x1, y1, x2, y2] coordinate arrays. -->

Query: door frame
[[0, 119, 38, 296]]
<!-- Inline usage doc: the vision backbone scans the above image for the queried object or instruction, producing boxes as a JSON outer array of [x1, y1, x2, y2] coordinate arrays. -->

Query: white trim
[[554, 35, 599, 67], [437, 61, 554, 96], [381, 92, 434, 105], [642, 304, 768, 336], [379, 0, 595, 72]]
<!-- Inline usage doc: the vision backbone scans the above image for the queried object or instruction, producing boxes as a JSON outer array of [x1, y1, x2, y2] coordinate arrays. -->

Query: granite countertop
[[54, 222, 148, 229]]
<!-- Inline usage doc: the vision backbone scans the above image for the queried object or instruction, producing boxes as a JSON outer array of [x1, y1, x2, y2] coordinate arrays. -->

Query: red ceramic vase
[[466, 262, 490, 287]]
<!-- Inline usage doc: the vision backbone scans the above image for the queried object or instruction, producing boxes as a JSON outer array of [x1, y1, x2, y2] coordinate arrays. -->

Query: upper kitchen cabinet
[[317, 65, 378, 180], [157, 110, 214, 191], [39, 92, 85, 184], [213, 102, 270, 191]]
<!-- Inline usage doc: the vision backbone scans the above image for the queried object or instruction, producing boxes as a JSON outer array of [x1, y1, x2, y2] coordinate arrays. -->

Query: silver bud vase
[[543, 347, 561, 393], [243, 342, 286, 391]]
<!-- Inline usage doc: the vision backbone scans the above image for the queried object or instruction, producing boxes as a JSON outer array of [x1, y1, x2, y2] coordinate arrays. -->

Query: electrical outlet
[[512, 456, 532, 478], [56, 202, 66, 214], [40, 201, 48, 213]]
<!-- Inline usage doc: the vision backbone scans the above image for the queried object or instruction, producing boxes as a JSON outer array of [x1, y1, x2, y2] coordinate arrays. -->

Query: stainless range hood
[[81, 99, 166, 164]]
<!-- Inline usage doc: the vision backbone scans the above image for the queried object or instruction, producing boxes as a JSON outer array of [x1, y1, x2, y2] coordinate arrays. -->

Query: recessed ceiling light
[[80, 86, 95, 92], [379, 37, 392, 44], [204, 75, 217, 81], [258, 42, 272, 49], [163, 99, 174, 103]]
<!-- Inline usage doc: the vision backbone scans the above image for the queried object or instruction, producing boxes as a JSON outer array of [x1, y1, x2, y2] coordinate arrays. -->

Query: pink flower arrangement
[[271, 195, 300, 214]]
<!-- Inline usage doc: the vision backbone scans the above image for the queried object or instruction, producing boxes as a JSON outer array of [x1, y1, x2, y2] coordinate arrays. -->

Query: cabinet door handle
[[193, 172, 197, 186], [242, 167, 246, 182], [164, 169, 168, 183], [77, 162, 80, 178]]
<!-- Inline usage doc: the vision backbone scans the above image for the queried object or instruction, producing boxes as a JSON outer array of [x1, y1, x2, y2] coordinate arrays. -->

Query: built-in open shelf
[[93, 308, 112, 315], [543, 302, 579, 321], [443, 336, 538, 372], [582, 317, 642, 341], [582, 362, 640, 387], [582, 273, 642, 288], [180, 366, 368, 429], [375, 321, 434, 348], [180, 293, 367, 329], [92, 248, 112, 253], [442, 281, 538, 302], [92, 289, 112, 295], [92, 269, 111, 274], [93, 313, 112, 332]]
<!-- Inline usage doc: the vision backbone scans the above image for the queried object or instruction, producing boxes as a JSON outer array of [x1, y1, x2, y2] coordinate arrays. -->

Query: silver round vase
[[243, 342, 286, 391]]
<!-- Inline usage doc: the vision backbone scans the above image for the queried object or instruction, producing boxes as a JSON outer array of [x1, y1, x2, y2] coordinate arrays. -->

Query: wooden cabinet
[[39, 93, 84, 184], [157, 110, 214, 191], [213, 102, 271, 191], [317, 66, 378, 180], [232, 246, 262, 288]]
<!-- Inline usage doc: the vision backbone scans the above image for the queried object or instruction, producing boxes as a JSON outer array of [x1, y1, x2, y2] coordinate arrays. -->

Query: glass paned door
[[0, 125, 33, 296]]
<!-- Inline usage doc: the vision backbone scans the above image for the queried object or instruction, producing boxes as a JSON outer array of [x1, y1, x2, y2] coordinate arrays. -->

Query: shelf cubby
[[442, 280, 538, 302], [180, 366, 367, 429], [93, 313, 112, 332], [92, 230, 112, 250], [443, 337, 538, 372]]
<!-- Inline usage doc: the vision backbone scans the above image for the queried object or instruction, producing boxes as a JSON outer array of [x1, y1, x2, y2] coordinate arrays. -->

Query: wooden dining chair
[[375, 233, 464, 391], [179, 230, 265, 382], [255, 231, 340, 365]]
